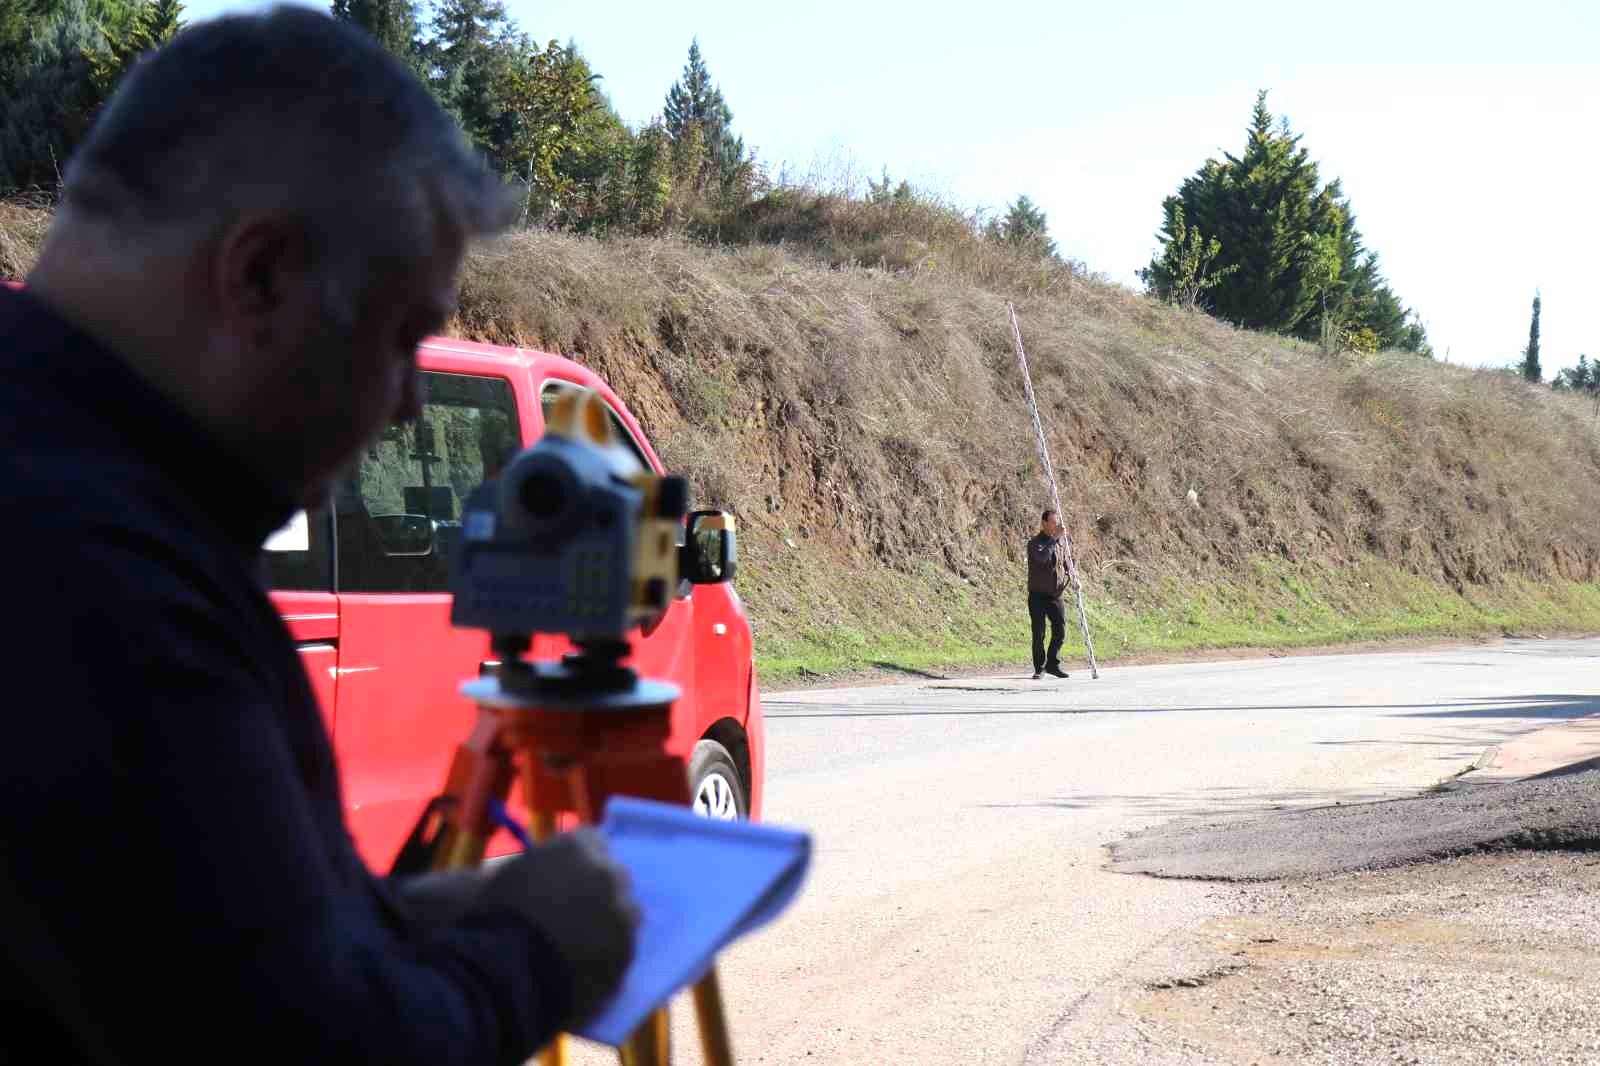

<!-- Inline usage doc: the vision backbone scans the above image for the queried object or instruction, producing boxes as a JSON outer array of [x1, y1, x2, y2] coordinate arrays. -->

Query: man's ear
[[210, 214, 313, 323]]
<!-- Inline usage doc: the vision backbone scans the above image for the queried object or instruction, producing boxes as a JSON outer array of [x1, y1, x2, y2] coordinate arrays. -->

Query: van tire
[[689, 739, 746, 821]]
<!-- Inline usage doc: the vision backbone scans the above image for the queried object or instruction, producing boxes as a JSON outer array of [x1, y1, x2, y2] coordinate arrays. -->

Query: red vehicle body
[[266, 337, 766, 870], [6, 274, 765, 873]]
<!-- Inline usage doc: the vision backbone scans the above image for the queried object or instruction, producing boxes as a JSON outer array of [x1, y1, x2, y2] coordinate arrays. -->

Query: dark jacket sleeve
[[0, 526, 571, 1066]]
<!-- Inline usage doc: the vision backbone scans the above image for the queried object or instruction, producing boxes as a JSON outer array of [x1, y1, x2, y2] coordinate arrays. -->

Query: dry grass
[[0, 196, 50, 282], [6, 197, 1599, 679], [712, 186, 1077, 296], [446, 225, 1600, 589]]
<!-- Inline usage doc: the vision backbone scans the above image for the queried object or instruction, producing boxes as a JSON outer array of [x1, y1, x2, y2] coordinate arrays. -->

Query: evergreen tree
[[144, 0, 181, 39], [1147, 91, 1430, 356], [0, 2, 47, 98], [330, 0, 422, 75], [1520, 290, 1542, 382], [1551, 354, 1593, 392], [88, 0, 185, 100], [2, 0, 141, 98], [425, 0, 519, 157], [627, 118, 674, 233], [662, 39, 743, 194], [1154, 93, 1339, 333], [1397, 310, 1433, 359], [663, 40, 719, 144], [1138, 202, 1236, 311], [994, 194, 1055, 258], [866, 166, 912, 207], [0, 0, 105, 193], [557, 42, 633, 231]]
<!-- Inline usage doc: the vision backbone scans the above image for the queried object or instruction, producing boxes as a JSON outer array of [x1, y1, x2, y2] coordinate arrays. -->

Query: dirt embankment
[[7, 200, 1600, 676]]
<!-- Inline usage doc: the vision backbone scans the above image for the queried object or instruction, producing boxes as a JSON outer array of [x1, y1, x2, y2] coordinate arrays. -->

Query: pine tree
[[662, 39, 743, 194], [425, 0, 518, 157], [995, 195, 1056, 258], [662, 40, 716, 143], [330, 0, 422, 75], [1520, 290, 1542, 382]]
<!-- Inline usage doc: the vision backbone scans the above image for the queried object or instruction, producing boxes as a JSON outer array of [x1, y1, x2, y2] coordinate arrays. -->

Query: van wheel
[[689, 740, 746, 821]]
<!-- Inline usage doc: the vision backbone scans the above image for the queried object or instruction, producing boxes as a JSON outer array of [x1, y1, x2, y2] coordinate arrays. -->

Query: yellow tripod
[[397, 639, 736, 1066]]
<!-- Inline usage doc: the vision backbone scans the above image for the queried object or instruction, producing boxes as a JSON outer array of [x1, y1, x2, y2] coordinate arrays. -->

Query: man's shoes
[[1045, 665, 1069, 678], [1031, 670, 1043, 680]]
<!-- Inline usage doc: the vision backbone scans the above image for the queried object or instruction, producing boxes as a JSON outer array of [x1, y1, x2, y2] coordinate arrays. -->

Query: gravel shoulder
[[1046, 758, 1600, 1064], [1094, 850, 1600, 1065]]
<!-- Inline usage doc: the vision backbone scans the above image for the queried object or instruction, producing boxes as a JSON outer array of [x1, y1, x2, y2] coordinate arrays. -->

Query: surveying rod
[[1007, 301, 1099, 678]]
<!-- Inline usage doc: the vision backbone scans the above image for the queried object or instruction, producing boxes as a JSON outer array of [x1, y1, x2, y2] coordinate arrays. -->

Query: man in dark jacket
[[0, 8, 636, 1065], [1026, 510, 1071, 679]]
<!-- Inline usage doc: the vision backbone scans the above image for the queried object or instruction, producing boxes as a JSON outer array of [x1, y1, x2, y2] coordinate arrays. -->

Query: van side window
[[538, 379, 654, 473], [264, 508, 334, 591], [337, 372, 520, 593]]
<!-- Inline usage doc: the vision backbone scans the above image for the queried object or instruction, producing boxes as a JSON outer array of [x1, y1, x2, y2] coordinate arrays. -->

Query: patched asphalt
[[1107, 765, 1600, 882]]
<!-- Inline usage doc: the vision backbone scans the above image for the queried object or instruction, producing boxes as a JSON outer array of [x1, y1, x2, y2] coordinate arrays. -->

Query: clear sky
[[185, 0, 1598, 376]]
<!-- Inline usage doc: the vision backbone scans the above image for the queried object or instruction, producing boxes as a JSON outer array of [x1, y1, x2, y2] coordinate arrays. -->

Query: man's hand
[[469, 828, 641, 1030], [393, 866, 492, 934]]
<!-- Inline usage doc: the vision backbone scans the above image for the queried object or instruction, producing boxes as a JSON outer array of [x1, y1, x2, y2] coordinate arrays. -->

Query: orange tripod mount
[[410, 633, 736, 1066]]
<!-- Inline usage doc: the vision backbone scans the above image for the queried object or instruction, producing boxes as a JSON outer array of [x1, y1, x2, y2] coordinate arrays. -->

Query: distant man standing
[[1027, 509, 1071, 679]]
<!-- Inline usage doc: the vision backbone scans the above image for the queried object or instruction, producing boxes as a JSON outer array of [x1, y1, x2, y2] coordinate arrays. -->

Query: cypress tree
[[1146, 91, 1429, 355], [1520, 290, 1542, 382]]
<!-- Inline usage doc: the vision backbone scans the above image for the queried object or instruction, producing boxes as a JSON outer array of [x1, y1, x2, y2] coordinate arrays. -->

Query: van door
[[264, 508, 339, 739], [331, 369, 522, 872]]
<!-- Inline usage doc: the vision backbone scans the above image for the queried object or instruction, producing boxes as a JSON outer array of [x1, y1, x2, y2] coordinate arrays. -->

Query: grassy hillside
[[7, 196, 1600, 686]]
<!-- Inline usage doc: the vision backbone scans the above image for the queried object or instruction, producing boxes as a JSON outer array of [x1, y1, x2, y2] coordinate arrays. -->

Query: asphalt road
[[573, 637, 1600, 1065]]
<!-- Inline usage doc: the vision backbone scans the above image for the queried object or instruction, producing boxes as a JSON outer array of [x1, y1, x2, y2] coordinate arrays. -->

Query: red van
[[263, 336, 766, 870]]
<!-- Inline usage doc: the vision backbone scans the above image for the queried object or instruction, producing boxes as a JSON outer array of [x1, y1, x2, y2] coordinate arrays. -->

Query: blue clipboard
[[571, 796, 812, 1047]]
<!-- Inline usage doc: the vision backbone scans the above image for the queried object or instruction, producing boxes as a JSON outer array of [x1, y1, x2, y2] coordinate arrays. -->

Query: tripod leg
[[429, 710, 517, 872], [618, 1007, 669, 1066], [570, 754, 738, 1066], [691, 968, 734, 1066], [530, 809, 560, 840], [522, 777, 569, 1066]]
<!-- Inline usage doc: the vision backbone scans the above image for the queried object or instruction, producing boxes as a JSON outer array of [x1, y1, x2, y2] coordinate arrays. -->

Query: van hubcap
[[694, 771, 740, 820]]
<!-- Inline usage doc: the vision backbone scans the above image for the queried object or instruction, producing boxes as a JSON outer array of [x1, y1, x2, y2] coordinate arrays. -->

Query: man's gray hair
[[60, 4, 518, 322]]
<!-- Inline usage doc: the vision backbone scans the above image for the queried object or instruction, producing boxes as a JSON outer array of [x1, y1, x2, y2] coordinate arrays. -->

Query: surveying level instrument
[[391, 386, 741, 1066]]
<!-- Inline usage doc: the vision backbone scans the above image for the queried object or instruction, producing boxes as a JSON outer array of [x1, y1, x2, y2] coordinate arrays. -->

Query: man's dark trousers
[[1029, 592, 1066, 673]]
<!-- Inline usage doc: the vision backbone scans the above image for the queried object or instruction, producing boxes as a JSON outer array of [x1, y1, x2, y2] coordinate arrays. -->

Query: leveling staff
[[0, 8, 637, 1064]]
